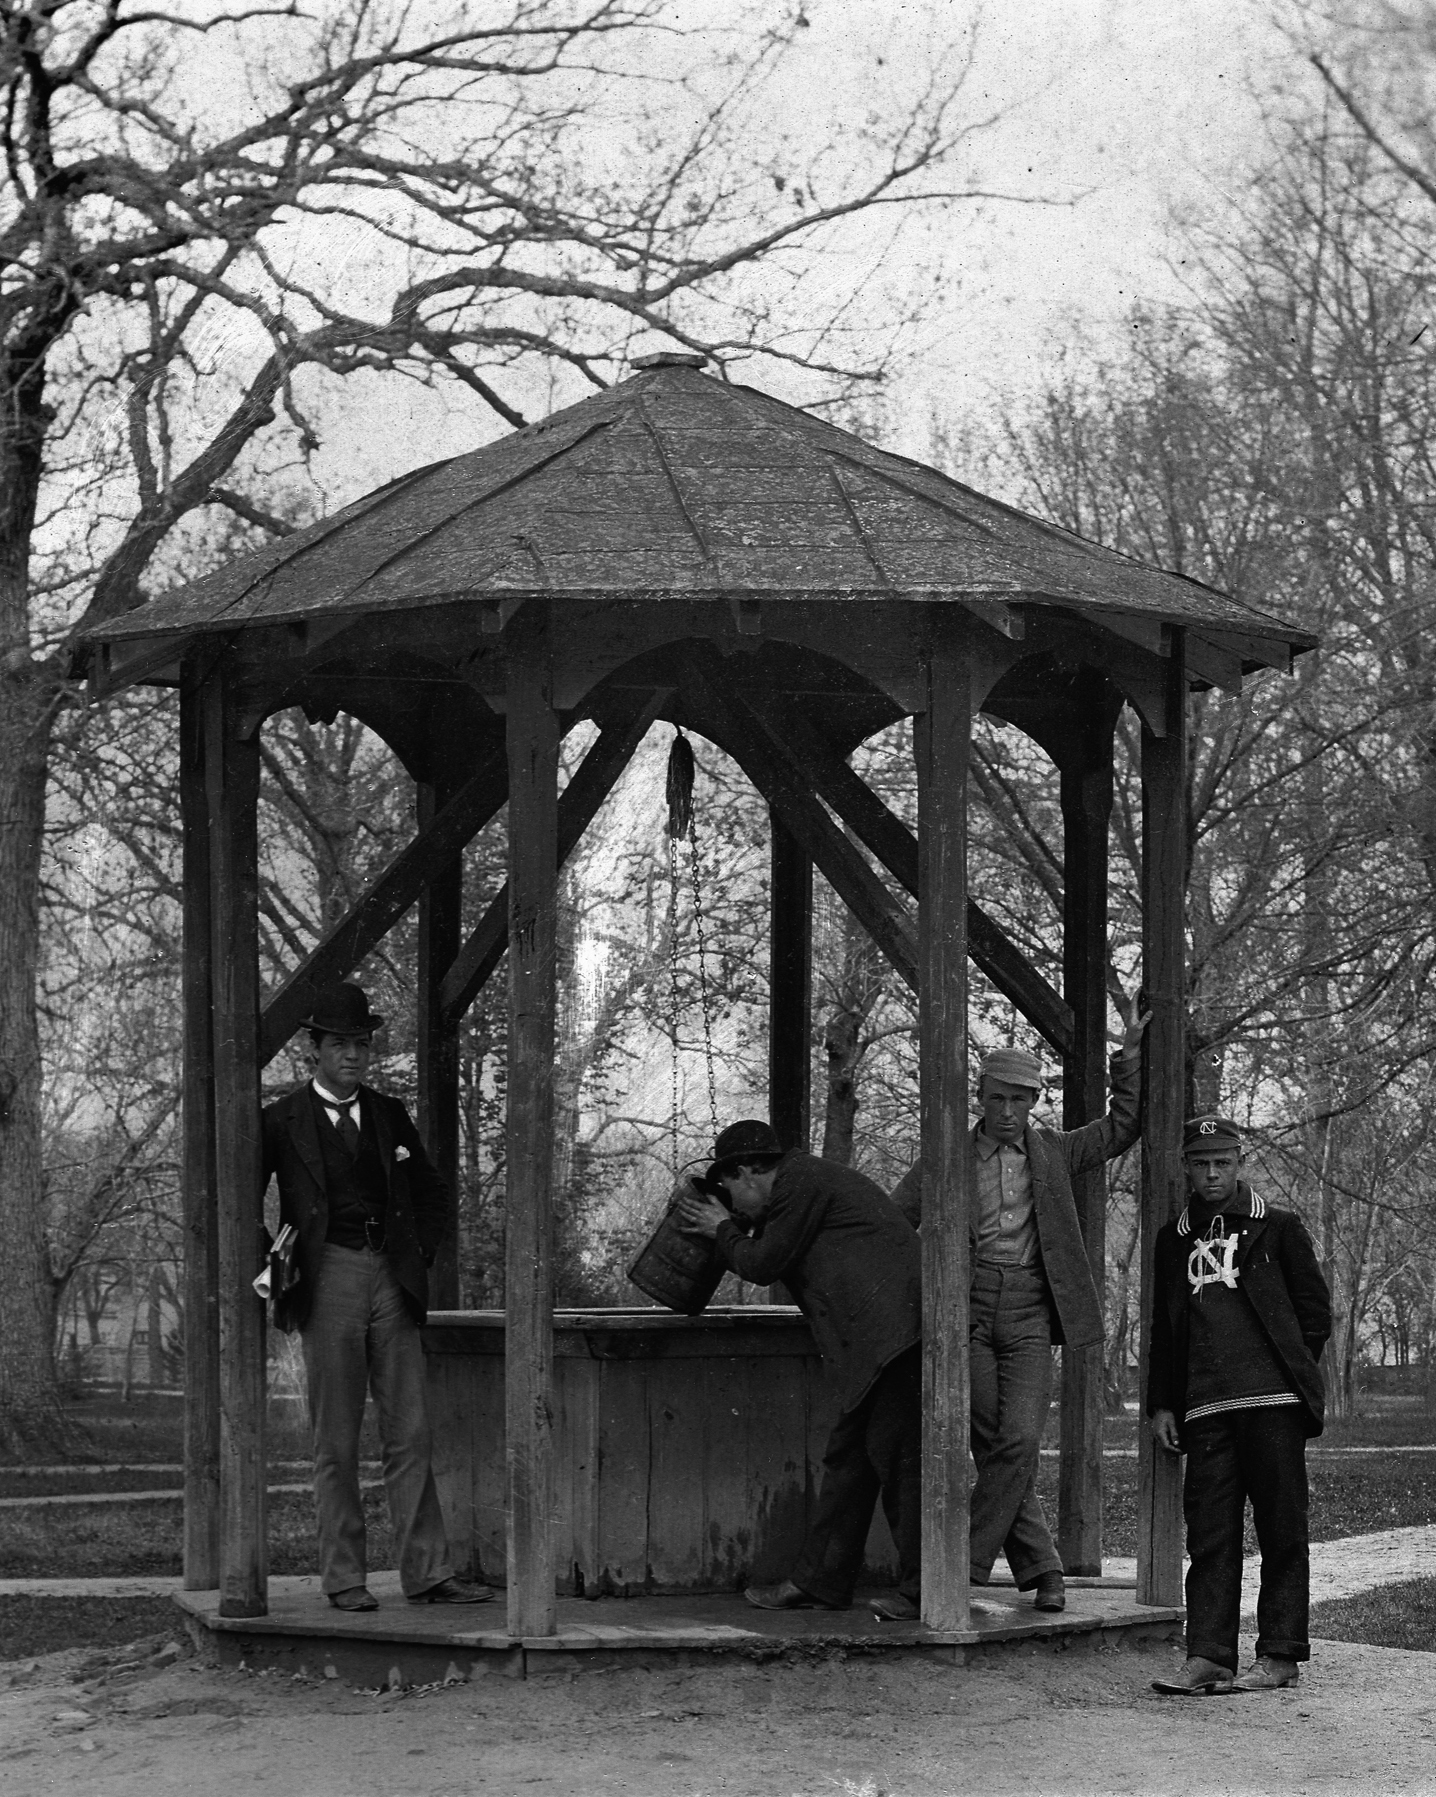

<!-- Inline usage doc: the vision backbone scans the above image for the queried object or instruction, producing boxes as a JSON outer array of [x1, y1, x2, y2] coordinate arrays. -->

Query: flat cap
[[978, 1047, 1044, 1090]]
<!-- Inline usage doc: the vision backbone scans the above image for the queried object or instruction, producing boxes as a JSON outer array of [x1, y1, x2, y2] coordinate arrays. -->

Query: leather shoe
[[1151, 1655, 1235, 1695], [1032, 1572, 1065, 1613], [743, 1579, 843, 1611], [1232, 1655, 1299, 1691], [408, 1577, 494, 1605], [328, 1586, 378, 1612], [868, 1592, 920, 1621]]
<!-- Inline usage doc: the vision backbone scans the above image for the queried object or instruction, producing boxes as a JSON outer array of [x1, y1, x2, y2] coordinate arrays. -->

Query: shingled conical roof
[[93, 357, 1314, 668]]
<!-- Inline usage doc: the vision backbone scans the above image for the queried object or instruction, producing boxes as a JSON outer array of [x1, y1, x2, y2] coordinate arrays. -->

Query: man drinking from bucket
[[676, 1120, 923, 1621]]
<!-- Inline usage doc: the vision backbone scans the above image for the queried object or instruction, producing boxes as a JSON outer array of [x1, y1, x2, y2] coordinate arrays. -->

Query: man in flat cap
[[676, 1119, 923, 1620], [1149, 1116, 1330, 1695], [262, 980, 490, 1612], [892, 1009, 1148, 1613]]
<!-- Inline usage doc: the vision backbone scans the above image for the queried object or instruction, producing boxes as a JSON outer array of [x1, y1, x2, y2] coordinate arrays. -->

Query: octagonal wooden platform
[[175, 1574, 1184, 1684]]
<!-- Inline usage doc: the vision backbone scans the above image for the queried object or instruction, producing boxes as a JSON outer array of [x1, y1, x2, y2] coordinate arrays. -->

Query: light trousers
[[968, 1261, 1062, 1587], [300, 1243, 452, 1597]]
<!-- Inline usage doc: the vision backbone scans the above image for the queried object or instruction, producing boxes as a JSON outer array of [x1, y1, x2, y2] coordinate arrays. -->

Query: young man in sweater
[[1148, 1116, 1331, 1695]]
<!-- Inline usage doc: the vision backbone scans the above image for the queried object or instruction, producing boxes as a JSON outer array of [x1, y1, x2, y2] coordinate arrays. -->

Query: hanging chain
[[662, 727, 719, 1173], [687, 812, 721, 1146], [667, 834, 683, 1183]]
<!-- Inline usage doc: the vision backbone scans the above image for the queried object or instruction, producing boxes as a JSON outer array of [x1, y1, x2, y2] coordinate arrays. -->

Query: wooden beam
[[180, 668, 220, 1591], [1055, 681, 1121, 1577], [504, 604, 559, 1638], [769, 813, 813, 1151], [1138, 629, 1188, 1607], [204, 670, 267, 1618], [681, 669, 918, 992], [258, 746, 509, 1064], [916, 612, 973, 1632], [438, 691, 669, 1025], [417, 778, 463, 1310], [714, 675, 1074, 1058]]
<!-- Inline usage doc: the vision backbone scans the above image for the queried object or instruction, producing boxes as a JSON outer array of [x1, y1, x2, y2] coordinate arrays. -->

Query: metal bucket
[[628, 1180, 728, 1315]]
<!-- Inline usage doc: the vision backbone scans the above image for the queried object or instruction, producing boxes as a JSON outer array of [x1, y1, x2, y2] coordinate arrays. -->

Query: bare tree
[[0, 0, 1022, 1450]]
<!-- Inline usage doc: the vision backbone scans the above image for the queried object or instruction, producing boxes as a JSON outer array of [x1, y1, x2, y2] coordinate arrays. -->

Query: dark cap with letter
[[1181, 1115, 1242, 1154]]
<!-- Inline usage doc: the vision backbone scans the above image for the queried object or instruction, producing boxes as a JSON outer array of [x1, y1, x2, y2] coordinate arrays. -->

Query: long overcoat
[[261, 1083, 449, 1334], [889, 1052, 1141, 1349], [712, 1152, 921, 1416], [1147, 1190, 1331, 1447]]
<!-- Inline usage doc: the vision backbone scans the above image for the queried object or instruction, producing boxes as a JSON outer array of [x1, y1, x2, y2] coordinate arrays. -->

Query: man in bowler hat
[[262, 980, 489, 1611], [1149, 1116, 1330, 1694], [676, 1120, 924, 1621]]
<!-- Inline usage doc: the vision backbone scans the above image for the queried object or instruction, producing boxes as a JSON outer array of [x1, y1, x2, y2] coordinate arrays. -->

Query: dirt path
[[2, 1625, 1435, 1796], [4, 1529, 1435, 1794]]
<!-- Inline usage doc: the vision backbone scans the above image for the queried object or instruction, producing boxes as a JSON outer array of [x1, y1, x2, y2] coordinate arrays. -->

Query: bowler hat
[[301, 981, 385, 1037], [706, 1118, 783, 1186]]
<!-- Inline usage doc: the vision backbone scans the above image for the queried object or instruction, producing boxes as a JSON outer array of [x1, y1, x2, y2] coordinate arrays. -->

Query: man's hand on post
[[1150, 1409, 1181, 1454], [1119, 1009, 1153, 1055]]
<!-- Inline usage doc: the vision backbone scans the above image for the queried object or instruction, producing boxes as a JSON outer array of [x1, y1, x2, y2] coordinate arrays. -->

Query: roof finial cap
[[632, 350, 708, 369]]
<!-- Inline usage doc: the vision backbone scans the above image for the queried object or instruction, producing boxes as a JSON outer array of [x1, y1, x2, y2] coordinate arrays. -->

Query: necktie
[[334, 1107, 360, 1156]]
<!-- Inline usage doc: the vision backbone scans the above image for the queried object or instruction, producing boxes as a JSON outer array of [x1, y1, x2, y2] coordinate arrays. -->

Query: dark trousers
[[300, 1243, 452, 1597], [792, 1345, 922, 1606], [969, 1262, 1061, 1587], [1183, 1405, 1310, 1669]]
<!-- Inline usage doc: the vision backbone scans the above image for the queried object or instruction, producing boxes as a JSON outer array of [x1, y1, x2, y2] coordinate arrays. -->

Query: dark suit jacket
[[1147, 1189, 1331, 1446], [712, 1151, 921, 1416], [889, 1051, 1141, 1349], [261, 1082, 450, 1334]]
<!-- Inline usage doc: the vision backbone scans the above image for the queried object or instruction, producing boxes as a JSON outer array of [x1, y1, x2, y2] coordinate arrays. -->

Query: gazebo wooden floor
[[174, 1576, 1184, 1683]]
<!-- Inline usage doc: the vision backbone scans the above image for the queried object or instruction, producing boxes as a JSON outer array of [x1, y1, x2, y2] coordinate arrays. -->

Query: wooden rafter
[[258, 744, 510, 1064], [436, 689, 670, 1025], [680, 655, 919, 992], [701, 661, 1076, 1058]]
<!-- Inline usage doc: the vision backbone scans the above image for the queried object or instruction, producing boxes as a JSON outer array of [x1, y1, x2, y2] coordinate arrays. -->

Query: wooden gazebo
[[88, 352, 1315, 1636]]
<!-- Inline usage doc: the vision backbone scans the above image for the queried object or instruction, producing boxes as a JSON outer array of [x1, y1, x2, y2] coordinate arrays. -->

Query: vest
[[311, 1088, 389, 1249]]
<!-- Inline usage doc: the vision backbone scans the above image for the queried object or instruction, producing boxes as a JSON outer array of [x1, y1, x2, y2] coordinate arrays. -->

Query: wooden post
[[417, 778, 463, 1309], [203, 670, 267, 1617], [916, 613, 973, 1631], [769, 812, 812, 1151], [504, 606, 559, 1636], [180, 668, 221, 1589], [1137, 630, 1188, 1606], [1056, 688, 1119, 1576]]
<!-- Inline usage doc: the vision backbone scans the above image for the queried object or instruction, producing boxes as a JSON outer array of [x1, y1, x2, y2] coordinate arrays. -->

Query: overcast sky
[[304, 0, 1297, 491]]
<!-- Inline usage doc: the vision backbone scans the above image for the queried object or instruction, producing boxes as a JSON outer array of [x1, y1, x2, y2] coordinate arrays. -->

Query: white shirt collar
[[312, 1080, 360, 1112]]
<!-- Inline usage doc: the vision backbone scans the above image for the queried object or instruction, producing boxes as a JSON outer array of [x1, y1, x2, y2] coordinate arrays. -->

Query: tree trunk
[[0, 672, 70, 1455], [820, 1003, 861, 1167]]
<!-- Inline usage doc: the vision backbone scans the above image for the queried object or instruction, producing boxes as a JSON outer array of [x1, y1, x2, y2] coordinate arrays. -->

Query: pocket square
[[395, 1145, 410, 1162]]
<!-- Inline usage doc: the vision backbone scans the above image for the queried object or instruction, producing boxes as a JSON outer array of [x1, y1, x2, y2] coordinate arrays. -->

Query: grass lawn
[[2, 1385, 1431, 1580], [0, 1488, 398, 1581], [1310, 1577, 1436, 1652], [0, 1595, 181, 1664], [1034, 1452, 1436, 1558]]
